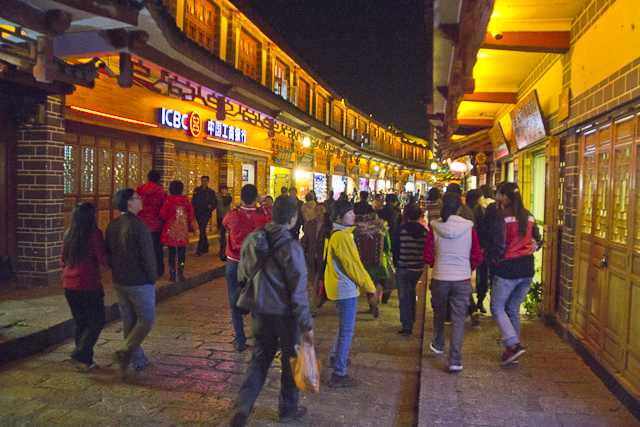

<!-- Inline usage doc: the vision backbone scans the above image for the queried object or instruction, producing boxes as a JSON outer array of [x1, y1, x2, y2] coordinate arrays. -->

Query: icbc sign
[[159, 107, 246, 142]]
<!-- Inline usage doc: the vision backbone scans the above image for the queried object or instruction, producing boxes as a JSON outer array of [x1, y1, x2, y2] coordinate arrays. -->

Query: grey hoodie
[[238, 222, 313, 332], [430, 215, 474, 281]]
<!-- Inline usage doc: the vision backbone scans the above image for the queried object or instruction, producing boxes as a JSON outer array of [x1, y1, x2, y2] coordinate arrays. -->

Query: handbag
[[234, 230, 292, 315]]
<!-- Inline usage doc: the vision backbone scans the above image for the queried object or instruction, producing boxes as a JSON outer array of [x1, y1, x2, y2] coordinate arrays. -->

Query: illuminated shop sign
[[159, 107, 247, 143]]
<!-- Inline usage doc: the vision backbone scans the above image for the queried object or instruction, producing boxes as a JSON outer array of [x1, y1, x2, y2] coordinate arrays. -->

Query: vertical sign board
[[558, 88, 571, 122], [510, 90, 548, 150], [488, 122, 509, 160]]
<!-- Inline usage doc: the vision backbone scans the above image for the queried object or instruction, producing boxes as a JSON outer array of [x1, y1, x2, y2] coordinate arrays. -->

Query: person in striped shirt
[[395, 203, 428, 336]]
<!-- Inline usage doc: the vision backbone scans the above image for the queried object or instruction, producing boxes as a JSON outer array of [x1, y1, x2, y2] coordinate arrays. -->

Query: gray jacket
[[238, 222, 313, 333], [105, 212, 158, 287]]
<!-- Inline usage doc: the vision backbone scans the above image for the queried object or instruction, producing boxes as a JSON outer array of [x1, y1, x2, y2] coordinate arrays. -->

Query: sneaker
[[398, 329, 412, 336], [500, 344, 526, 365], [279, 406, 307, 423], [471, 312, 481, 326], [330, 373, 357, 388], [429, 342, 444, 355], [232, 340, 251, 353], [133, 356, 150, 372], [449, 364, 463, 372], [75, 361, 97, 373]]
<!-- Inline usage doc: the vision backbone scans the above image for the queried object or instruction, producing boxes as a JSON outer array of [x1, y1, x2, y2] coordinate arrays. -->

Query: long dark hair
[[63, 203, 97, 266], [440, 193, 462, 222], [427, 187, 441, 201], [501, 182, 529, 237]]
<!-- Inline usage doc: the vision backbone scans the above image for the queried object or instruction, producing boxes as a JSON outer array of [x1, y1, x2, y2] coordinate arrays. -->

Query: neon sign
[[159, 107, 247, 143]]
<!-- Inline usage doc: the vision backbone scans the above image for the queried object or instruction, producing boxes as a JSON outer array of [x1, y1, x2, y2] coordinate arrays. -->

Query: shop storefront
[[294, 149, 315, 198], [331, 163, 347, 198], [270, 146, 294, 196], [314, 173, 328, 201]]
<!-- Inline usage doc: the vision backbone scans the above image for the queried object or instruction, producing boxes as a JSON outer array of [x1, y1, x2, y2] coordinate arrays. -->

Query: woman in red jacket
[[160, 180, 196, 282], [61, 202, 109, 372]]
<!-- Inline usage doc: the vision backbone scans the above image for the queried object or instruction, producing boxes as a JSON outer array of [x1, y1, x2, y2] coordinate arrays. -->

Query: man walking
[[353, 190, 374, 215], [192, 176, 217, 256], [217, 185, 232, 261], [230, 195, 314, 426], [105, 189, 158, 376], [223, 184, 270, 352], [136, 170, 166, 277], [288, 186, 304, 240]]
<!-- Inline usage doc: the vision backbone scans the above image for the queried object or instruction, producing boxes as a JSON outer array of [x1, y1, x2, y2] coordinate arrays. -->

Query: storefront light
[[70, 105, 159, 128], [374, 165, 379, 171], [430, 161, 438, 170], [302, 136, 311, 148], [295, 169, 304, 179]]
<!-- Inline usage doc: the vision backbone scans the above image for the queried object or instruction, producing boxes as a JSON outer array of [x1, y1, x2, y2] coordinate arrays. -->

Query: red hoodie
[[222, 205, 270, 262], [136, 181, 167, 232]]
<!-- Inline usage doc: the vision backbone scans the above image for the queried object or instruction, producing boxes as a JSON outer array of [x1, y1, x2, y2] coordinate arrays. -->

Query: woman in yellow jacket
[[324, 199, 378, 388]]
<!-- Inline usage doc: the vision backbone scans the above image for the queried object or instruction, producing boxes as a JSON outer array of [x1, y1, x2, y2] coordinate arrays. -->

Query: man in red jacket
[[222, 184, 270, 353], [136, 171, 167, 277]]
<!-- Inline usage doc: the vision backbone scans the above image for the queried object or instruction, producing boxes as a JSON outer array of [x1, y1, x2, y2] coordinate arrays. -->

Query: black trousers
[[231, 314, 299, 427], [168, 246, 186, 268], [217, 218, 227, 258], [196, 216, 211, 253], [476, 262, 490, 305], [151, 231, 164, 277], [64, 288, 105, 365]]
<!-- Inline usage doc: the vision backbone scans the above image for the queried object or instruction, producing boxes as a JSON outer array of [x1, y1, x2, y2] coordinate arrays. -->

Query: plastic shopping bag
[[290, 342, 322, 394]]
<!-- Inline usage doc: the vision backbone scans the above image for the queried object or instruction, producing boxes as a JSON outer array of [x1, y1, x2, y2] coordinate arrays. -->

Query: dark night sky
[[244, 0, 429, 139]]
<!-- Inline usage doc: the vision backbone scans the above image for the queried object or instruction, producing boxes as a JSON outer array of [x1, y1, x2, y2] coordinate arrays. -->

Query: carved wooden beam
[[0, 1, 72, 36], [463, 92, 517, 103], [482, 31, 570, 54], [458, 119, 494, 127]]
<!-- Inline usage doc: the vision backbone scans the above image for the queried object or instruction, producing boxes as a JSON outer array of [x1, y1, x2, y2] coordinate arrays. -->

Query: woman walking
[[61, 202, 109, 372], [424, 193, 482, 372], [490, 182, 542, 365], [160, 180, 196, 282], [324, 199, 378, 387]]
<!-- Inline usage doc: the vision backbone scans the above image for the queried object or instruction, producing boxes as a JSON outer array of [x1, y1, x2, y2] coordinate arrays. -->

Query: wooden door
[[542, 136, 560, 314], [573, 113, 640, 393]]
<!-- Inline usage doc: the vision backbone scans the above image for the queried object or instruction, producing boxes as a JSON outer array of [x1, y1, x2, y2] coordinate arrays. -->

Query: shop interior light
[[450, 161, 468, 173], [69, 105, 158, 128], [205, 137, 273, 154], [295, 169, 304, 179], [374, 165, 379, 171], [430, 161, 438, 170], [302, 136, 311, 147]]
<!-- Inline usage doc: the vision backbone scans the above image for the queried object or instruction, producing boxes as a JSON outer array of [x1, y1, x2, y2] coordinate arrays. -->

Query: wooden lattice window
[[595, 151, 609, 239], [582, 152, 595, 234], [333, 106, 343, 133], [239, 31, 257, 79], [184, 0, 214, 52], [298, 78, 309, 113]]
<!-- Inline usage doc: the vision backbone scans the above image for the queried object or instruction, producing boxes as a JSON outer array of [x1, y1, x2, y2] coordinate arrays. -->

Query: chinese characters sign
[[510, 90, 547, 150], [159, 107, 247, 143]]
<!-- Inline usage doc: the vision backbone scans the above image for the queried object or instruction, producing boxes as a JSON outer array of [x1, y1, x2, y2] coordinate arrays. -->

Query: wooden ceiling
[[431, 0, 590, 146]]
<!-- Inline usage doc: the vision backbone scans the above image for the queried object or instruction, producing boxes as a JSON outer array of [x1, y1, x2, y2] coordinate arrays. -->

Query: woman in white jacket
[[423, 193, 483, 372]]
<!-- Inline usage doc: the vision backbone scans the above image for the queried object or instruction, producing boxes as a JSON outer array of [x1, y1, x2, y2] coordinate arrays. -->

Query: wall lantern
[[430, 161, 438, 170], [302, 136, 311, 148]]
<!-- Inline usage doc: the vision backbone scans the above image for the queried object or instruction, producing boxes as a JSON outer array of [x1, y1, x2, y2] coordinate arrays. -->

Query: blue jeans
[[331, 297, 357, 376], [226, 260, 246, 347], [430, 279, 473, 365], [490, 276, 533, 346], [114, 284, 155, 365], [396, 268, 423, 331]]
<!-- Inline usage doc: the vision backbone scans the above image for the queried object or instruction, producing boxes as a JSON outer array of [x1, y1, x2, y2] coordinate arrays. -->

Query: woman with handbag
[[159, 180, 196, 282]]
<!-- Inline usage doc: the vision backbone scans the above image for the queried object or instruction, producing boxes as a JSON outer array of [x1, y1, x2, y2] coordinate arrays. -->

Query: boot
[[178, 263, 186, 282], [168, 262, 176, 282]]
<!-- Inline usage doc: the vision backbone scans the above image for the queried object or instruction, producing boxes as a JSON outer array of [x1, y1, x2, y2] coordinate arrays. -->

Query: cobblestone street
[[1, 273, 639, 426]]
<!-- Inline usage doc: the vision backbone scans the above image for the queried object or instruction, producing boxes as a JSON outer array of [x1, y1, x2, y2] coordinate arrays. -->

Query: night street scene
[[1, 0, 640, 426]]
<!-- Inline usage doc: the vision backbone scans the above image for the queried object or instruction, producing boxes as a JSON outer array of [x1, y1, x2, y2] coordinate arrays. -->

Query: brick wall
[[155, 139, 176, 189], [16, 96, 66, 287]]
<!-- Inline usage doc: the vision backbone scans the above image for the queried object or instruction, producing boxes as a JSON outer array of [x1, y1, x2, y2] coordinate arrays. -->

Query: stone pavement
[[0, 268, 639, 426]]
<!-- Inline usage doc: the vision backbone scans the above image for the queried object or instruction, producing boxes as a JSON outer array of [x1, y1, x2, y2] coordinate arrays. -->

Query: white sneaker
[[430, 342, 444, 355], [449, 364, 463, 372]]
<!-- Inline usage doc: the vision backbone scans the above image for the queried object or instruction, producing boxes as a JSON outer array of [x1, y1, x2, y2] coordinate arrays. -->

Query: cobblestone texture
[[0, 270, 638, 426]]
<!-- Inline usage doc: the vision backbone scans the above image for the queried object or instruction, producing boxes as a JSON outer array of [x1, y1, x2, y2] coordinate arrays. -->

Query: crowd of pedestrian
[[59, 174, 542, 426]]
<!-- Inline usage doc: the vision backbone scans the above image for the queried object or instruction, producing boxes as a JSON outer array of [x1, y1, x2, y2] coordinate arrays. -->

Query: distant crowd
[[59, 170, 541, 426]]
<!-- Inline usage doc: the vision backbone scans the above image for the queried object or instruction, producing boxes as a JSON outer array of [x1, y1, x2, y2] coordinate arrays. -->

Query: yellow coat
[[324, 226, 376, 300]]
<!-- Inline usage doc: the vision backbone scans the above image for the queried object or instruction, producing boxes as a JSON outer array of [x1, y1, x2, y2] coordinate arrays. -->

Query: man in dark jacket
[[230, 195, 314, 427], [106, 188, 158, 377], [288, 186, 304, 240], [192, 176, 217, 256], [353, 190, 374, 215]]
